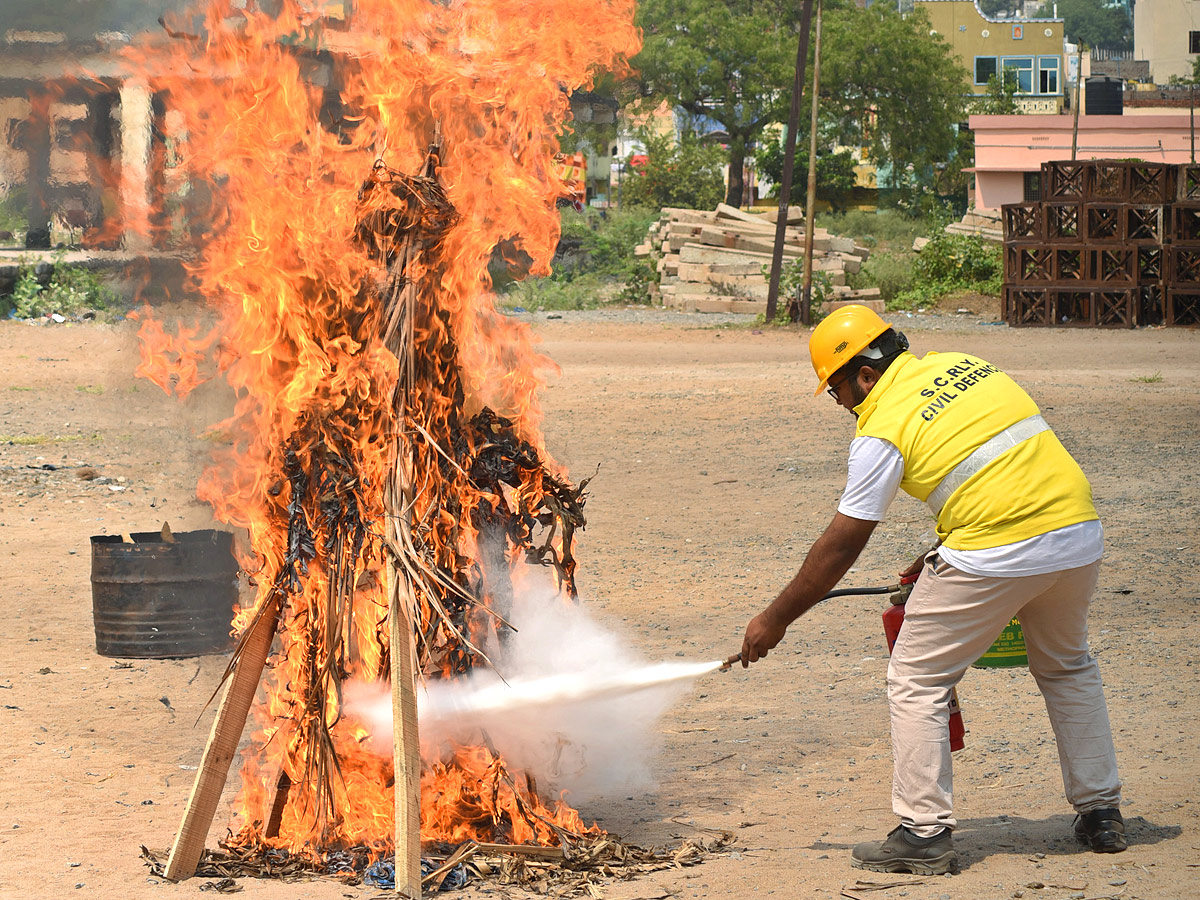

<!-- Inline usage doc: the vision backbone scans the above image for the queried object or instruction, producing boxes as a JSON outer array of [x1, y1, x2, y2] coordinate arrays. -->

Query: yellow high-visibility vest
[[854, 351, 1098, 550]]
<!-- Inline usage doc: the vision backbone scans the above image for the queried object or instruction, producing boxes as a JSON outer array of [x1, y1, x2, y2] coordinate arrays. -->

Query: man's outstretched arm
[[741, 512, 878, 666]]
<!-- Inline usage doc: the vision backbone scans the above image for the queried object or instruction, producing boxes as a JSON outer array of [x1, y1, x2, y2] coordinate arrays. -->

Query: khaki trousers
[[888, 554, 1121, 836]]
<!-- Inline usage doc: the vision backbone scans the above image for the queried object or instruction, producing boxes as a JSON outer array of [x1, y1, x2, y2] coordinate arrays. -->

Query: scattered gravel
[[503, 305, 1009, 331]]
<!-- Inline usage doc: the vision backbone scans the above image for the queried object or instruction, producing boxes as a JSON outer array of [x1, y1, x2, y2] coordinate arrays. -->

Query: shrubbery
[[819, 209, 927, 251], [822, 210, 1001, 311], [3, 253, 120, 319], [500, 206, 659, 311], [886, 231, 1001, 309], [852, 251, 916, 304], [619, 131, 726, 212]]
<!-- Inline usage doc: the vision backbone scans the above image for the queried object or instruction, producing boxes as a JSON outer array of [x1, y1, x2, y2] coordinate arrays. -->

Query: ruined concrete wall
[[0, 1, 187, 246]]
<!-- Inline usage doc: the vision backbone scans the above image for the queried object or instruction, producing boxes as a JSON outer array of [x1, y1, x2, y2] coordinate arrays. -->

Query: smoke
[[343, 580, 714, 804]]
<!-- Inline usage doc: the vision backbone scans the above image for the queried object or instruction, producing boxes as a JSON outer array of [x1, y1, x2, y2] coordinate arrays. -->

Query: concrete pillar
[[119, 81, 154, 252], [24, 91, 53, 249]]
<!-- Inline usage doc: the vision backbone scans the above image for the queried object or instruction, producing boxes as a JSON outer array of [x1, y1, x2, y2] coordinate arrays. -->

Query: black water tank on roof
[[1085, 76, 1123, 115]]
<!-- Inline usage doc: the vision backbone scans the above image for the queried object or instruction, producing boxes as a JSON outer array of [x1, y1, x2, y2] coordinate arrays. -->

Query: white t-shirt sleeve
[[837, 436, 904, 522]]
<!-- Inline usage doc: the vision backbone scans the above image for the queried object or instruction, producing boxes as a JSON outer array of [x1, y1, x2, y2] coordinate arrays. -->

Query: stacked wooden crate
[[635, 203, 879, 313], [1002, 159, 1200, 327], [1169, 164, 1200, 326]]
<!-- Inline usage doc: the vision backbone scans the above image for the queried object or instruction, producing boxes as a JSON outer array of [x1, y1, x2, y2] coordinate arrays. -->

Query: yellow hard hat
[[809, 305, 892, 396]]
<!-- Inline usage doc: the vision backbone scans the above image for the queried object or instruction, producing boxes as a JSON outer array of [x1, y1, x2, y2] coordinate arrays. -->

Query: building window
[[975, 56, 999, 85], [1039, 57, 1060, 95], [1002, 56, 1034, 93], [1191, 31, 1200, 54], [1024, 172, 1042, 202]]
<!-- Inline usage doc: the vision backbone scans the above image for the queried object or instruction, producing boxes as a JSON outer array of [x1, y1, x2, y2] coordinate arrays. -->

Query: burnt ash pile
[[143, 827, 734, 895]]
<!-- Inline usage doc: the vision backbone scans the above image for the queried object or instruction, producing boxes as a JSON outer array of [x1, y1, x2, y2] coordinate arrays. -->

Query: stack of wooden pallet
[[634, 203, 881, 314], [1002, 159, 1200, 327]]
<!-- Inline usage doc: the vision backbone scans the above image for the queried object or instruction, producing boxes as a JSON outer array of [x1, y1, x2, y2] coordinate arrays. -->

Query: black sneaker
[[851, 825, 958, 875], [1074, 807, 1127, 853]]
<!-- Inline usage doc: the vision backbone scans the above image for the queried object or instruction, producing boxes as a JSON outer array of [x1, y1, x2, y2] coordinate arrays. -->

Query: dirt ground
[[1, 308, 1197, 900]]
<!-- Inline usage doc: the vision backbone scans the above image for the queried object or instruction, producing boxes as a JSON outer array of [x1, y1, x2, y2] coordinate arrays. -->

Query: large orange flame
[[126, 0, 639, 855]]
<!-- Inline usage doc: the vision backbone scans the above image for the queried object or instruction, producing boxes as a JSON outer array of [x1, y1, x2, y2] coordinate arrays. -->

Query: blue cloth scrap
[[363, 860, 394, 889], [363, 858, 470, 892]]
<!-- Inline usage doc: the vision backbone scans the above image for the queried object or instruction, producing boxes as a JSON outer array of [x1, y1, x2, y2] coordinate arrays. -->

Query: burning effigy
[[122, 0, 731, 893]]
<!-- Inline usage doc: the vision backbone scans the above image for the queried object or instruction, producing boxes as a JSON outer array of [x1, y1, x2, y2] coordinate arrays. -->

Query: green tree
[[754, 138, 858, 212], [820, 4, 965, 190], [633, 1, 964, 206], [620, 130, 727, 211], [1034, 0, 1131, 50], [971, 71, 1023, 115], [977, 0, 1020, 16], [1167, 56, 1200, 86], [633, 0, 806, 207]]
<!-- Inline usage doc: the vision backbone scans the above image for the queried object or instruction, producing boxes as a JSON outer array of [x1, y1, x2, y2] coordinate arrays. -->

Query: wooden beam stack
[[634, 203, 880, 313]]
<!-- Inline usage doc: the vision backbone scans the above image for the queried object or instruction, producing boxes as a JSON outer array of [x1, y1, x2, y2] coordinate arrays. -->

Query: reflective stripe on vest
[[926, 414, 1051, 516]]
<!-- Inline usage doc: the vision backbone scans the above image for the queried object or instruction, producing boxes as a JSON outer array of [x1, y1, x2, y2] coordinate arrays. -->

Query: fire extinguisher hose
[[821, 585, 899, 599]]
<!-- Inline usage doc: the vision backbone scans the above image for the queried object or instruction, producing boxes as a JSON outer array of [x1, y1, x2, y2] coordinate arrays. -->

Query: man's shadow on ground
[[953, 814, 1181, 869]]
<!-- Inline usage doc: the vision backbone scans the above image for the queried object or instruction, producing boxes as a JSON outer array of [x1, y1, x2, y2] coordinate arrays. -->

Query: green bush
[[818, 209, 927, 251], [852, 251, 916, 303], [0, 188, 27, 237], [498, 206, 660, 311], [831, 214, 1000, 310], [762, 259, 834, 310], [619, 130, 726, 212], [888, 230, 1002, 310], [558, 206, 658, 278], [5, 252, 120, 319], [615, 256, 657, 305], [913, 231, 1001, 285], [9, 267, 44, 316], [503, 273, 608, 311]]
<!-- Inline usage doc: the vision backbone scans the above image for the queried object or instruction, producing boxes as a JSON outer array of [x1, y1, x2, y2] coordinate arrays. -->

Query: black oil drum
[[90, 529, 238, 658]]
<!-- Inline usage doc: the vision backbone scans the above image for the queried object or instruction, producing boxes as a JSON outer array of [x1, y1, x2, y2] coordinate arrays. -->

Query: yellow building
[[917, 0, 1066, 113]]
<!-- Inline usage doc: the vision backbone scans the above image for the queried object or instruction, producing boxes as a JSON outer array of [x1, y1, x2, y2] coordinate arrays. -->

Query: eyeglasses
[[826, 371, 853, 400]]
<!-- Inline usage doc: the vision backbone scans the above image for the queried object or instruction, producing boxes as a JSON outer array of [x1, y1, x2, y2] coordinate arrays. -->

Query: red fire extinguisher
[[883, 574, 966, 752]]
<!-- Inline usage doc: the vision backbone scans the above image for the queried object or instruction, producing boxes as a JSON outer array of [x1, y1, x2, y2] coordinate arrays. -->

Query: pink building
[[969, 113, 1198, 211]]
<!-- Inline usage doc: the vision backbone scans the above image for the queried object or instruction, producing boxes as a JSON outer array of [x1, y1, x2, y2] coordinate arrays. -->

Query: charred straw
[[217, 153, 592, 849]]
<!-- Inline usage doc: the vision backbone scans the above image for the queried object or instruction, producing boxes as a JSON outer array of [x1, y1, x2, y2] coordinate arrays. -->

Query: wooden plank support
[[391, 581, 423, 899], [164, 594, 282, 881], [473, 842, 566, 859]]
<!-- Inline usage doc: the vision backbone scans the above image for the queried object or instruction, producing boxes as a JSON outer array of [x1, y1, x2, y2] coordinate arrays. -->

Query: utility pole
[[765, 1, 815, 324], [798, 0, 824, 326], [1071, 45, 1083, 160]]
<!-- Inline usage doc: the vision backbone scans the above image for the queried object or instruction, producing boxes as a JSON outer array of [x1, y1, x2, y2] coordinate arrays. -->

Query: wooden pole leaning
[[389, 564, 423, 898], [386, 227, 423, 899], [164, 594, 282, 881], [387, 437, 422, 899]]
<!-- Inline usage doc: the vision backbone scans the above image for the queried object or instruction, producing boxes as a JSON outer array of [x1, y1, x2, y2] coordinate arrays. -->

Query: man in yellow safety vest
[[740, 305, 1124, 875]]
